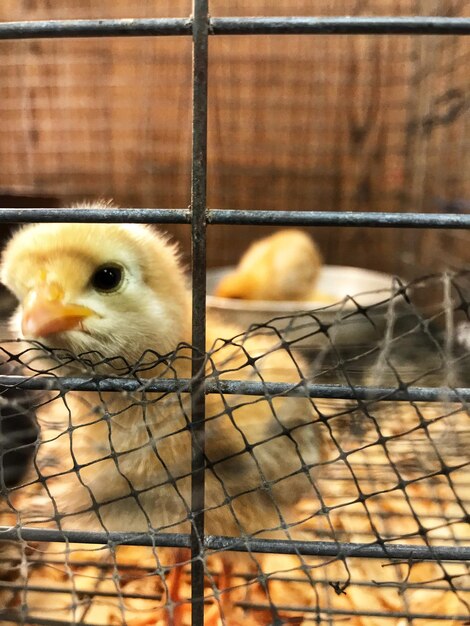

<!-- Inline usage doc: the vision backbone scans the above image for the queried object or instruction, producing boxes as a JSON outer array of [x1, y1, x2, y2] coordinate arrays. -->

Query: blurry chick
[[215, 229, 322, 301], [0, 206, 321, 544], [0, 361, 39, 490], [0, 361, 39, 612]]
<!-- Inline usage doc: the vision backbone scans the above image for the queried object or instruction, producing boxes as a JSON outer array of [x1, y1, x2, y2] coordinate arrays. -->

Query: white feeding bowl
[[207, 265, 403, 348]]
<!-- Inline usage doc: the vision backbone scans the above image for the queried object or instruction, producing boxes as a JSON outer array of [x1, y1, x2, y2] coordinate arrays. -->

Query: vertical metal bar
[[190, 0, 208, 624]]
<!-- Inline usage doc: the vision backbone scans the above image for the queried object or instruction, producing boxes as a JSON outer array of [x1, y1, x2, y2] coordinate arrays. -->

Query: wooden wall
[[0, 0, 468, 276]]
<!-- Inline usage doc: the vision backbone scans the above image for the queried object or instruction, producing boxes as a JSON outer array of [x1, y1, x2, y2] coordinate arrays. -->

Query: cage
[[0, 2, 469, 625]]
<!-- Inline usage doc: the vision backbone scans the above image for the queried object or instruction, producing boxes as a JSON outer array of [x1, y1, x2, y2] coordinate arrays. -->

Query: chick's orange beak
[[21, 284, 95, 338]]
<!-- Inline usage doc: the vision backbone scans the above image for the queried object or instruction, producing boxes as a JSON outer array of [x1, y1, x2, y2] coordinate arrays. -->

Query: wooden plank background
[[0, 0, 468, 277]]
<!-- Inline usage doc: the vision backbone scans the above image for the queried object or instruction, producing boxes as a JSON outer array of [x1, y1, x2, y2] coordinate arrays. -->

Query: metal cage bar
[[1, 526, 469, 561], [0, 208, 469, 228], [0, 5, 469, 626], [0, 16, 469, 40], [0, 375, 469, 403], [190, 1, 209, 623]]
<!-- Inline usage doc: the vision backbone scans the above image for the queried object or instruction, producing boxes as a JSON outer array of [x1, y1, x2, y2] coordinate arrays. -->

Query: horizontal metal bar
[[206, 536, 470, 561], [0, 525, 190, 548], [0, 208, 191, 224], [207, 209, 470, 228], [0, 17, 469, 41], [0, 18, 191, 40], [207, 380, 470, 402], [1, 526, 469, 561], [0, 208, 467, 229], [211, 16, 470, 35], [1, 375, 469, 403]]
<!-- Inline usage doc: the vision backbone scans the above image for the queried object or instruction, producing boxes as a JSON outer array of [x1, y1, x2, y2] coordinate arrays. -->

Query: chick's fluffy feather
[[2, 219, 190, 359], [1, 206, 321, 540]]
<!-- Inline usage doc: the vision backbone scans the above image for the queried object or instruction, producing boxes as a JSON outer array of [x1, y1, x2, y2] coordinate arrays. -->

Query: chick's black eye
[[91, 265, 123, 292]]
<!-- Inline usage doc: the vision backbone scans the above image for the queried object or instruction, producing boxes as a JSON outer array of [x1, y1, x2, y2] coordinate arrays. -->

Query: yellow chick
[[0, 206, 321, 545], [215, 229, 322, 301]]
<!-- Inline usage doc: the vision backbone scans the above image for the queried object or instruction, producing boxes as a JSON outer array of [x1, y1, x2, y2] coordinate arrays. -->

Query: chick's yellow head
[[1, 216, 191, 361]]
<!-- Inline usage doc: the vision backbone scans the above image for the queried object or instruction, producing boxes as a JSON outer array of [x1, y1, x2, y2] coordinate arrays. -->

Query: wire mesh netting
[[0, 263, 469, 624]]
